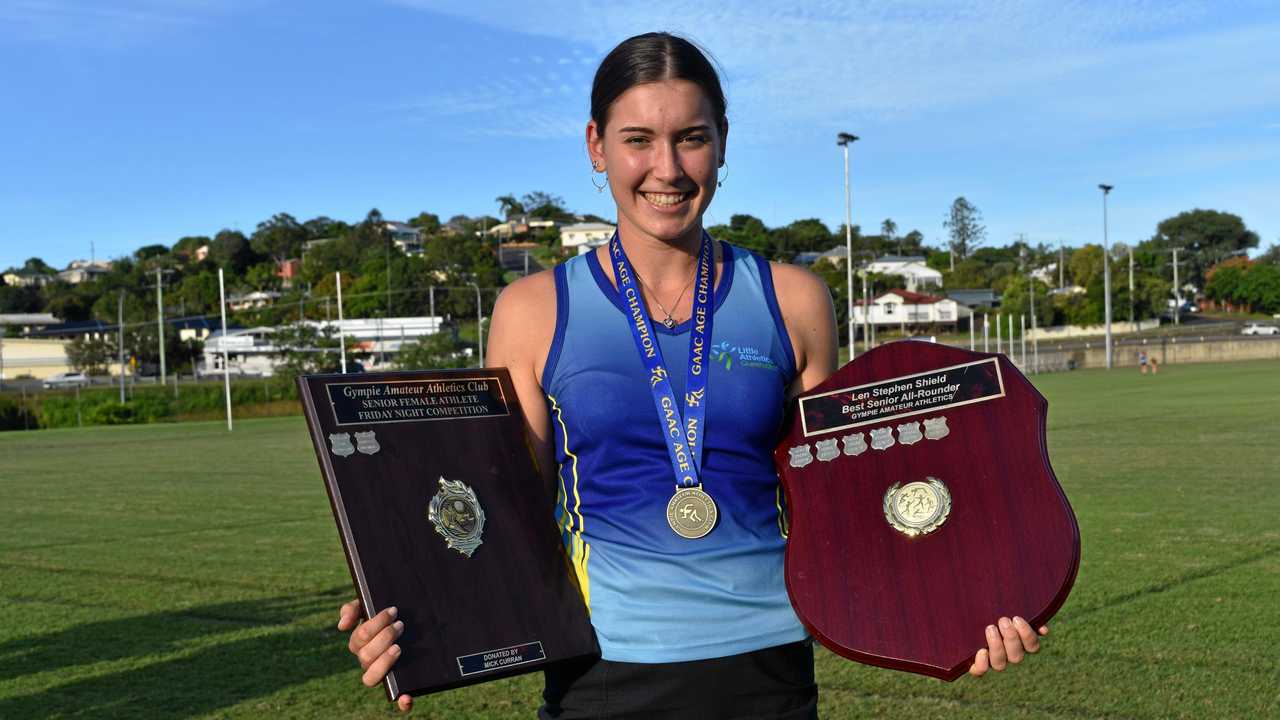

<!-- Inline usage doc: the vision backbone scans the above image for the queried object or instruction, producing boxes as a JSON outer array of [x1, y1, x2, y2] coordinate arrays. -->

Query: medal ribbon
[[610, 231, 714, 489]]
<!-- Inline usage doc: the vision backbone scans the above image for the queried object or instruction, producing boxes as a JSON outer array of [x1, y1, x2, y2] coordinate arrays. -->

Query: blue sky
[[2, 0, 1278, 271]]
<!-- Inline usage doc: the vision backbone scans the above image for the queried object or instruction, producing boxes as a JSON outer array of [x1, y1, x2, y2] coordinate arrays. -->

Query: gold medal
[[666, 486, 718, 539]]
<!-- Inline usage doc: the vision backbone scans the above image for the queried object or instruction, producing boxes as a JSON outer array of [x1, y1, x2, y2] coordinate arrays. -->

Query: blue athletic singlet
[[542, 240, 809, 663]]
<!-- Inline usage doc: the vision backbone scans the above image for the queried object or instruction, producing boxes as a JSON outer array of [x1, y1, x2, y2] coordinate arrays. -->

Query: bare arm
[[770, 262, 838, 396], [485, 270, 559, 489]]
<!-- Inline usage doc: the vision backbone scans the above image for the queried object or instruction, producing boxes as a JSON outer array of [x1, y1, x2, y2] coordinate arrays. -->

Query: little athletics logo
[[711, 341, 778, 372]]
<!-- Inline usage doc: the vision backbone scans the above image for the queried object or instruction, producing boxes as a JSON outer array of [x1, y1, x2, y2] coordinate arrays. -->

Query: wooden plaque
[[773, 342, 1079, 681], [298, 369, 598, 699]]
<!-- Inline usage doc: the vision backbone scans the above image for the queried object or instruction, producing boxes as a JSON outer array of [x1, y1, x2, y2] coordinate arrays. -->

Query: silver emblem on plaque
[[329, 432, 355, 458], [923, 417, 950, 440], [883, 476, 952, 537], [897, 421, 924, 446], [815, 438, 840, 462], [428, 477, 486, 557], [842, 433, 868, 456], [354, 430, 380, 455], [870, 427, 896, 451], [788, 444, 814, 468]]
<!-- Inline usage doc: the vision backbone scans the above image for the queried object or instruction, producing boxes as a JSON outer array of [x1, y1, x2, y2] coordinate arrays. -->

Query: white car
[[43, 371, 90, 389], [1241, 323, 1280, 336]]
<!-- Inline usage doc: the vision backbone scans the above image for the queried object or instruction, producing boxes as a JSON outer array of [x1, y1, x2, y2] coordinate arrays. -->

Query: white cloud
[[385, 1, 1279, 141]]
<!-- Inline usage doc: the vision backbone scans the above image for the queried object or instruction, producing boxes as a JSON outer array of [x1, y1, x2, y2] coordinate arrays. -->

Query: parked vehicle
[[1241, 323, 1279, 336], [42, 371, 90, 389]]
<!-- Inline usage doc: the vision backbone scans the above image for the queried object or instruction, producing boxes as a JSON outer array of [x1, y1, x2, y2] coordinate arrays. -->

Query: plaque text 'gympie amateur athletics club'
[[299, 369, 598, 701], [326, 377, 509, 425]]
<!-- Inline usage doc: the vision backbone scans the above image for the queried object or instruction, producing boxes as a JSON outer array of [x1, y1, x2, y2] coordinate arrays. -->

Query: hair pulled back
[[590, 32, 727, 137]]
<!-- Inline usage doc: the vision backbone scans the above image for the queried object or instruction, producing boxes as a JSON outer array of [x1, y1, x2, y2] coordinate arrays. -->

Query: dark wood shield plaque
[[773, 342, 1079, 681], [298, 369, 598, 699]]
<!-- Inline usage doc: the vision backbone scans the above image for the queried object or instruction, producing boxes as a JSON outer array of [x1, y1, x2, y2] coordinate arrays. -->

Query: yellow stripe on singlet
[[548, 394, 591, 609]]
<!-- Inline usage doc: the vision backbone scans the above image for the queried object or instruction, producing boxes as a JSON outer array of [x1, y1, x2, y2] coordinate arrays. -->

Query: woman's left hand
[[968, 616, 1049, 677]]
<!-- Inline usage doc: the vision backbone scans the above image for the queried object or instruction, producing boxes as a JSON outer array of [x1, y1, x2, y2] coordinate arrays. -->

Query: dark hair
[[590, 32, 727, 137]]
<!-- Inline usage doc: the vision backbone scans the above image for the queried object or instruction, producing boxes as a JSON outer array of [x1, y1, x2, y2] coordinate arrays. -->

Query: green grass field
[[2, 361, 1278, 719]]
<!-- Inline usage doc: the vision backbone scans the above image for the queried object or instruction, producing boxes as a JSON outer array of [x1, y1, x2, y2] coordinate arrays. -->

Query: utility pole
[[154, 268, 167, 386], [473, 283, 485, 368], [1030, 277, 1039, 373], [1099, 184, 1114, 369], [837, 132, 859, 359], [337, 271, 347, 374], [117, 290, 126, 403], [1059, 242, 1065, 289], [1172, 248, 1182, 326], [1128, 245, 1135, 325], [217, 268, 232, 431]]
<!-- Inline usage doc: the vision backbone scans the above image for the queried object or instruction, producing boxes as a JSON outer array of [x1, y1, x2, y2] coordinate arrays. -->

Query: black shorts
[[539, 640, 818, 720]]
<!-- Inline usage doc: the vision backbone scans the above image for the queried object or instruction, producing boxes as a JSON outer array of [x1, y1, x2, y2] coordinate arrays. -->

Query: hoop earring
[[590, 162, 607, 193], [717, 162, 729, 188]]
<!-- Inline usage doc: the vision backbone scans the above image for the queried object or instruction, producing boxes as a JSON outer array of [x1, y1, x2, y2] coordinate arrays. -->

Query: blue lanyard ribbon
[[610, 232, 715, 489]]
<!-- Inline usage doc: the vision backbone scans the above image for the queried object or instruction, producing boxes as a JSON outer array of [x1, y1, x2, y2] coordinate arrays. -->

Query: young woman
[[339, 32, 1047, 718]]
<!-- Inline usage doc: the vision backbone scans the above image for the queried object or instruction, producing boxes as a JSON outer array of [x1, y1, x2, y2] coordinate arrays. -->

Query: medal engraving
[[354, 430, 381, 455], [923, 416, 950, 440], [815, 438, 840, 462], [329, 432, 355, 458], [882, 477, 952, 537], [788, 444, 814, 468], [842, 433, 867, 456], [869, 427, 896, 451], [897, 422, 924, 446], [666, 486, 718, 539], [428, 477, 486, 557]]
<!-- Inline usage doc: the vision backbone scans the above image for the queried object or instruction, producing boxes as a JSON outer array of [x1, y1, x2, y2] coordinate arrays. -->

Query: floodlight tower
[[1098, 184, 1114, 369], [837, 132, 860, 358]]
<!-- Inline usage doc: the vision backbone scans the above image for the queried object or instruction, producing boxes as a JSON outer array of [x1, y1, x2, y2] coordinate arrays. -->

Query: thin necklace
[[633, 264, 697, 328]]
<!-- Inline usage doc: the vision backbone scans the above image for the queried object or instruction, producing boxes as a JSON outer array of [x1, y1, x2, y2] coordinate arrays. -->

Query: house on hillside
[[852, 289, 971, 328], [57, 260, 112, 285], [227, 291, 281, 311], [383, 221, 423, 255], [947, 288, 999, 309], [864, 255, 943, 292], [561, 222, 616, 254], [486, 214, 560, 240], [3, 271, 53, 287]]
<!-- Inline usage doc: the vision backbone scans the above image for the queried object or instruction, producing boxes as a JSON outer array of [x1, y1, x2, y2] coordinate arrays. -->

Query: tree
[[172, 235, 210, 260], [393, 330, 468, 370], [880, 219, 898, 254], [1142, 209, 1260, 290], [999, 276, 1054, 328], [407, 212, 441, 235], [1259, 243, 1280, 265], [707, 214, 771, 256], [250, 213, 307, 264], [522, 191, 568, 220], [272, 322, 356, 379], [495, 195, 525, 220], [943, 197, 985, 268], [208, 229, 257, 274], [1068, 245, 1106, 288], [135, 244, 170, 261], [772, 219, 834, 258]]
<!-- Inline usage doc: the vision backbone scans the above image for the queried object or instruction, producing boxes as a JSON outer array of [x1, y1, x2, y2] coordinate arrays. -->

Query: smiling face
[[587, 79, 727, 248]]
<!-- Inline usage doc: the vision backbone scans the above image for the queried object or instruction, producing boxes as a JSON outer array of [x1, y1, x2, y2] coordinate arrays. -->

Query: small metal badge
[[897, 421, 924, 446], [329, 432, 355, 458], [870, 427, 896, 451], [788, 444, 814, 468], [814, 438, 840, 462], [923, 417, 950, 440], [428, 477, 486, 557], [883, 477, 952, 537], [354, 430, 380, 455], [842, 433, 868, 456]]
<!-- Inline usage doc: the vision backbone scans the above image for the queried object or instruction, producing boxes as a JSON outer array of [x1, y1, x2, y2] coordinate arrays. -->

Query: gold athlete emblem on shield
[[883, 477, 952, 537]]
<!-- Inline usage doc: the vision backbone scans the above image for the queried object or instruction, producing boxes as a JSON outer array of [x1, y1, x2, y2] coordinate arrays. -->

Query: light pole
[[470, 282, 485, 368], [1098, 184, 1114, 369], [837, 132, 859, 359]]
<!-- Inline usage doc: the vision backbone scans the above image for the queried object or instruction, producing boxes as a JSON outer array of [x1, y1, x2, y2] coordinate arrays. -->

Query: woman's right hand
[[338, 599, 413, 713]]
